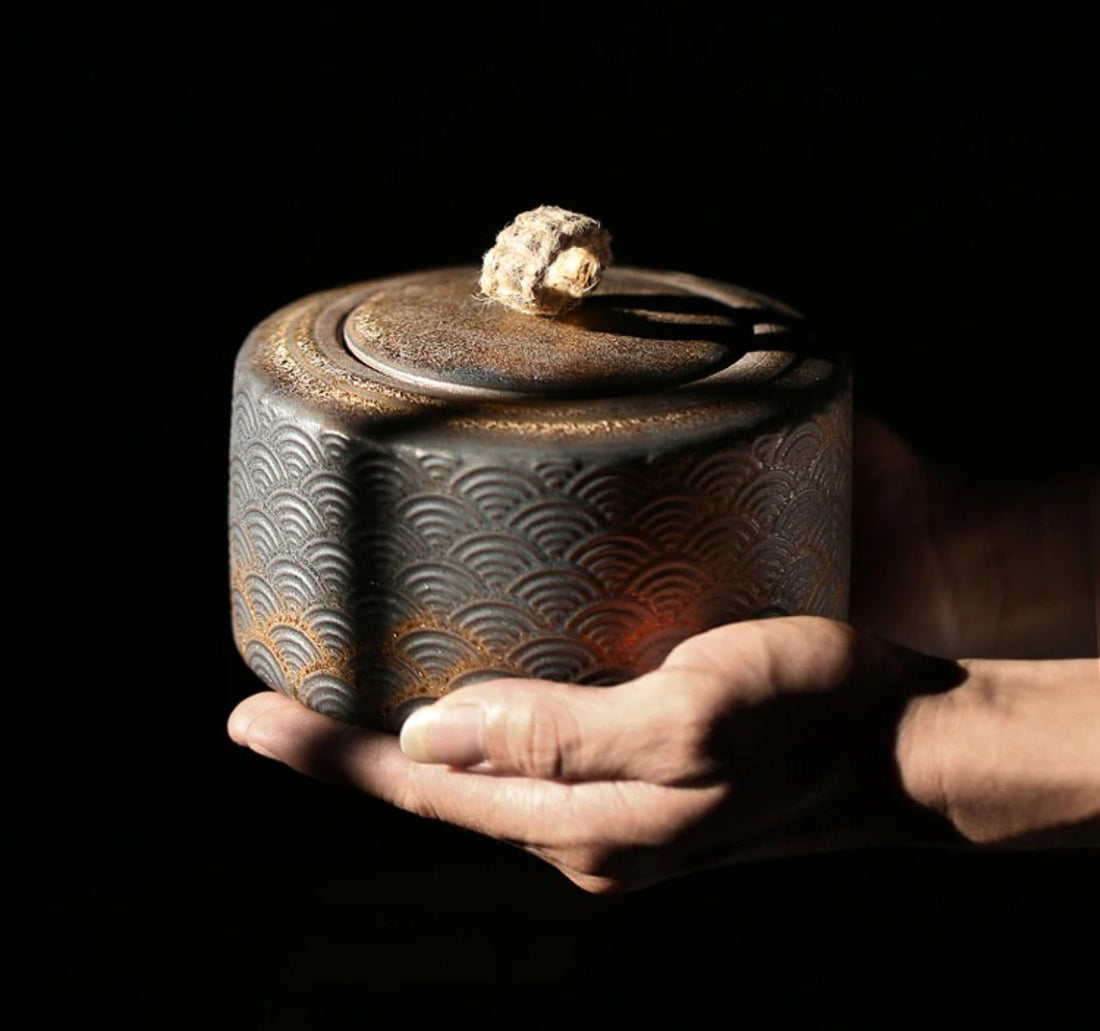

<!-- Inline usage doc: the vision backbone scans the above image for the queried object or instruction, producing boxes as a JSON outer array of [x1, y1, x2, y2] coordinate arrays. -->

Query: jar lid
[[342, 266, 804, 400], [239, 260, 846, 454]]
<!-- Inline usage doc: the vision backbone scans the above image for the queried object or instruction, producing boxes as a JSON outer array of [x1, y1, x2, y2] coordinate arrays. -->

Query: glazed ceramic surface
[[230, 267, 851, 729]]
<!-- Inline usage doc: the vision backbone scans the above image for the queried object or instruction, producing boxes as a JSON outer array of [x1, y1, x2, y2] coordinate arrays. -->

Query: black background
[[11, 6, 1098, 1024]]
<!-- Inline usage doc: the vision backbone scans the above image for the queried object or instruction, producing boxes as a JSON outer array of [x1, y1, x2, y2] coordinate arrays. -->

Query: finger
[[228, 691, 721, 858], [660, 616, 859, 692], [228, 691, 380, 782], [399, 617, 959, 783], [397, 670, 733, 784], [228, 691, 291, 746], [229, 689, 580, 827], [396, 620, 850, 779], [663, 615, 959, 698]]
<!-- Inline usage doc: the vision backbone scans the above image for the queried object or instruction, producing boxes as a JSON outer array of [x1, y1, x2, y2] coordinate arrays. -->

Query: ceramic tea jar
[[229, 215, 851, 731]]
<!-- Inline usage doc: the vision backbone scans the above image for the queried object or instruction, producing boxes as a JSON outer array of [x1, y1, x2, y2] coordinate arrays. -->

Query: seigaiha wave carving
[[229, 388, 850, 729]]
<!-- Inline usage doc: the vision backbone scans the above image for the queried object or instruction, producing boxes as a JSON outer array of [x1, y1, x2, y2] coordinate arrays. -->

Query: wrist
[[896, 658, 1100, 847]]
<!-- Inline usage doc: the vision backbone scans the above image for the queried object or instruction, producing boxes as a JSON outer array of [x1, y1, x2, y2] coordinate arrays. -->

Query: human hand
[[850, 414, 1096, 658], [228, 416, 1098, 892], [229, 616, 962, 893]]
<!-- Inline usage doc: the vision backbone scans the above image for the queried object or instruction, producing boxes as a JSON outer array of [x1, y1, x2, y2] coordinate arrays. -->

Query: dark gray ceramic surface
[[230, 266, 851, 730]]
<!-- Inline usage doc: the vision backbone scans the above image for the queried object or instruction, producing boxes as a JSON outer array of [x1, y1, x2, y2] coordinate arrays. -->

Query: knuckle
[[632, 669, 727, 780], [798, 612, 857, 652], [808, 617, 864, 683], [760, 615, 861, 690], [820, 615, 860, 656], [489, 695, 582, 779]]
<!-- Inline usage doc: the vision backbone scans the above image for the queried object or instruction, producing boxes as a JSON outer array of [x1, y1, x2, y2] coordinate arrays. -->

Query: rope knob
[[479, 206, 613, 316]]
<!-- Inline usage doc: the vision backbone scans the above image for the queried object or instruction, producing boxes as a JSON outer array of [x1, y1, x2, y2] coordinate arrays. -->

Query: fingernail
[[400, 703, 486, 766]]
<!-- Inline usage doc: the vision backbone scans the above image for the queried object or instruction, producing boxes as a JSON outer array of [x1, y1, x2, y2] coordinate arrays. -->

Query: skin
[[228, 415, 1099, 893]]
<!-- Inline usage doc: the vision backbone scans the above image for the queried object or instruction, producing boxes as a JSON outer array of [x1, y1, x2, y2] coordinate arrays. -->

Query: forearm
[[932, 474, 1098, 659], [897, 657, 1100, 847], [851, 415, 1098, 659]]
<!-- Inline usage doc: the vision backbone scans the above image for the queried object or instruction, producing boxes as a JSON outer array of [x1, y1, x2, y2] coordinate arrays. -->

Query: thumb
[[398, 670, 725, 784]]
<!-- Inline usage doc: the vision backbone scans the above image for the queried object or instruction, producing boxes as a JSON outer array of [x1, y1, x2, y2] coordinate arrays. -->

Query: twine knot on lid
[[479, 205, 613, 316]]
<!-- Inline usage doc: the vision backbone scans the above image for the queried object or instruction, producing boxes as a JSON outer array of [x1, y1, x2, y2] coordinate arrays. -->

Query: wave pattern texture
[[229, 388, 849, 728]]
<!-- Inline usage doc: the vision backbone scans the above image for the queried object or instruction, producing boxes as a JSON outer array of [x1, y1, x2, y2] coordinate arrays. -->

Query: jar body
[[229, 269, 851, 730]]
